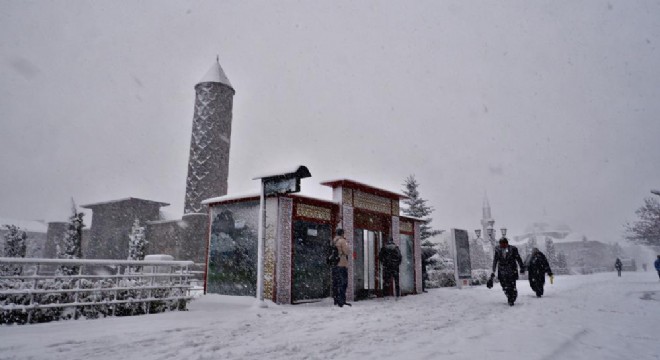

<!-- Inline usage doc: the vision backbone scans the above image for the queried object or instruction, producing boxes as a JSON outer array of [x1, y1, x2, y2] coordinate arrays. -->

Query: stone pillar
[[275, 197, 293, 304], [343, 205, 355, 302], [264, 197, 278, 301], [391, 216, 400, 246], [414, 221, 423, 294]]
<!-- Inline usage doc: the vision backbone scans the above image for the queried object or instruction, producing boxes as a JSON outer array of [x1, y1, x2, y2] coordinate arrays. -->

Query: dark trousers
[[617, 269, 621, 277], [383, 268, 400, 297], [499, 277, 518, 304], [657, 270, 659, 280], [332, 266, 348, 306], [529, 274, 545, 296]]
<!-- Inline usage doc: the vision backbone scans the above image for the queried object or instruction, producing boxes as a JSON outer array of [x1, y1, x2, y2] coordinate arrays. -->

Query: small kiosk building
[[202, 179, 423, 304]]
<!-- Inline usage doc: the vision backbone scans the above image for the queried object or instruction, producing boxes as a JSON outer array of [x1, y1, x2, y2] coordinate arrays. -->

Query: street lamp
[[500, 228, 507, 238], [487, 227, 495, 247], [475, 229, 481, 240]]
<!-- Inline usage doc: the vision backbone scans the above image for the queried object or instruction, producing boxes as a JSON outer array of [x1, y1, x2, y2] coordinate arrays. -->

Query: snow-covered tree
[[624, 197, 660, 247], [401, 175, 444, 289], [556, 251, 568, 273], [127, 218, 148, 261], [469, 237, 489, 270], [610, 242, 624, 258], [2, 224, 27, 275], [401, 175, 443, 243], [57, 200, 85, 275], [545, 237, 558, 268]]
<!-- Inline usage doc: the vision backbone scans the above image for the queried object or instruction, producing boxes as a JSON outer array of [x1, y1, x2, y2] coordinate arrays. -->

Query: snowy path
[[1, 272, 658, 360]]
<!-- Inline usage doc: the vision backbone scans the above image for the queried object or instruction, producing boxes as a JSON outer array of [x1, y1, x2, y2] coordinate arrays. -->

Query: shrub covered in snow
[[0, 277, 189, 325]]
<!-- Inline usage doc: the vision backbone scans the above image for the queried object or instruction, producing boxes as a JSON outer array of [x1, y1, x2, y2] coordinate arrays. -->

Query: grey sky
[[1, 1, 659, 243]]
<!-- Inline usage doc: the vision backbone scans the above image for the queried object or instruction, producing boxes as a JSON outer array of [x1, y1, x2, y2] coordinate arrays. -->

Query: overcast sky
[[1, 1, 659, 243]]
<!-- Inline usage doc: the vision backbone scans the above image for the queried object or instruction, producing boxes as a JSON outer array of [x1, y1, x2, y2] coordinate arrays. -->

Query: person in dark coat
[[527, 247, 553, 297], [379, 238, 402, 298], [654, 255, 660, 280], [491, 238, 525, 306], [614, 258, 622, 277]]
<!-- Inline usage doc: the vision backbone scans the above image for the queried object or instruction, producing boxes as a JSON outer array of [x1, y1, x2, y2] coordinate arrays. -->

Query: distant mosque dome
[[523, 221, 572, 236], [512, 220, 573, 244]]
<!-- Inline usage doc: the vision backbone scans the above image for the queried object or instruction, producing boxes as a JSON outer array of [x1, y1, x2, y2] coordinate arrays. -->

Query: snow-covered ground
[[1, 272, 658, 360]]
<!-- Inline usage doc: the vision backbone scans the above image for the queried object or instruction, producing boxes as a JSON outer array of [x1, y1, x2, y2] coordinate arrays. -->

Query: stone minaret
[[184, 57, 235, 214], [480, 195, 496, 248]]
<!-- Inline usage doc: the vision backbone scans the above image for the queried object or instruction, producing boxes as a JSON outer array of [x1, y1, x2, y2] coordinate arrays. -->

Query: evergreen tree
[[624, 197, 660, 247], [545, 237, 558, 268], [57, 200, 85, 275], [401, 175, 443, 243], [469, 237, 489, 270], [127, 218, 148, 261], [2, 224, 27, 275], [556, 251, 568, 273], [610, 242, 624, 258], [401, 175, 444, 289]]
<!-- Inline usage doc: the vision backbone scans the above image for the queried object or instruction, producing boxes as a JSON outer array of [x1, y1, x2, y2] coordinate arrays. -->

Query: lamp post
[[487, 227, 495, 248], [500, 228, 507, 239], [253, 166, 311, 307], [475, 229, 482, 240]]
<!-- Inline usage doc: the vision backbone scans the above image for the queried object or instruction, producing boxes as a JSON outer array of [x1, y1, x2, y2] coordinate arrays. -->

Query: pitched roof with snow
[[81, 197, 169, 209], [320, 179, 408, 200]]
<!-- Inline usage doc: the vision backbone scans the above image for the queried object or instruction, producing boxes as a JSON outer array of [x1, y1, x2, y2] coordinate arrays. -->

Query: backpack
[[326, 242, 340, 266]]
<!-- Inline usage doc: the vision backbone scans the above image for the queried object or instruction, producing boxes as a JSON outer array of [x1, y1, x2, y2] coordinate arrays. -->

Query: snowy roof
[[81, 197, 169, 209], [159, 210, 181, 221], [0, 217, 48, 233], [399, 215, 428, 223], [201, 192, 261, 205], [320, 179, 408, 200], [197, 57, 233, 89]]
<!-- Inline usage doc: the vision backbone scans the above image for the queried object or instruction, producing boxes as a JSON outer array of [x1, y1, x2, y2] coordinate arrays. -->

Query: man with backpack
[[330, 229, 351, 307], [379, 238, 402, 298]]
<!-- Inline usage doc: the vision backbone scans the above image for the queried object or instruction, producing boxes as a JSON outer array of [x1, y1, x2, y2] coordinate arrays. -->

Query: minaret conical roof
[[197, 56, 233, 89]]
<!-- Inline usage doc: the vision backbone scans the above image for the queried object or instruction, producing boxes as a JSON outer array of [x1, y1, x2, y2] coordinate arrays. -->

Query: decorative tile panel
[[342, 188, 353, 206], [353, 190, 391, 215], [392, 201, 400, 216], [296, 203, 331, 221], [276, 197, 293, 304]]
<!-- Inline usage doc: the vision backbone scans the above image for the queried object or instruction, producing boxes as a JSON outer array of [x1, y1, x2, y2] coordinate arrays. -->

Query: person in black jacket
[[614, 258, 622, 277], [379, 238, 402, 298], [491, 238, 525, 306], [527, 247, 553, 297]]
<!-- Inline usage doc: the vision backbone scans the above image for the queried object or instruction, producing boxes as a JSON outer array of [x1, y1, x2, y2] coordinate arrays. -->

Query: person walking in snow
[[614, 258, 622, 277], [491, 237, 525, 306], [654, 255, 660, 280], [527, 247, 553, 297], [331, 229, 351, 307], [379, 238, 402, 298]]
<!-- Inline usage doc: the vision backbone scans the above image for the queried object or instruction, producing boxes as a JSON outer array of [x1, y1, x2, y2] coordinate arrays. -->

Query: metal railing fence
[[0, 257, 195, 324]]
